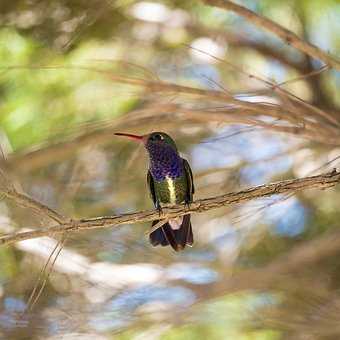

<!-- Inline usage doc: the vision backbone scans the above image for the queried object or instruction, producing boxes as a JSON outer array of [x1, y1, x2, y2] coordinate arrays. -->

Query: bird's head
[[114, 131, 178, 151]]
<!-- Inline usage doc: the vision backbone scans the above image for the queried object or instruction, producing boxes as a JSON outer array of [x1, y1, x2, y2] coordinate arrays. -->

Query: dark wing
[[181, 159, 194, 247], [149, 162, 194, 250], [147, 170, 158, 207], [183, 158, 194, 202], [148, 170, 179, 250]]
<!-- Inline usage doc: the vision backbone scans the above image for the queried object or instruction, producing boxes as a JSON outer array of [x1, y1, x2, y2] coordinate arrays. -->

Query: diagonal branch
[[1, 170, 339, 246], [3, 189, 67, 224], [204, 0, 340, 71]]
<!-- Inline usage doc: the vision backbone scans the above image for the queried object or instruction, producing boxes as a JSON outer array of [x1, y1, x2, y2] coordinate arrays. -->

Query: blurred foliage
[[0, 0, 340, 339]]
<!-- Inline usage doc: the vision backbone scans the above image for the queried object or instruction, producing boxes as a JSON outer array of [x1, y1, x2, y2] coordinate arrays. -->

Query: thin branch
[[187, 44, 339, 127], [4, 64, 323, 118], [204, 0, 340, 71], [1, 105, 179, 173], [2, 189, 67, 224], [274, 65, 329, 88], [24, 236, 66, 313], [27, 236, 67, 313], [1, 170, 339, 246], [2, 65, 340, 175], [0, 176, 69, 313]]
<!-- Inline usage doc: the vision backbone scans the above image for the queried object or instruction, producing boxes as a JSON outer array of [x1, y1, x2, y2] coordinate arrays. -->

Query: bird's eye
[[153, 134, 163, 141]]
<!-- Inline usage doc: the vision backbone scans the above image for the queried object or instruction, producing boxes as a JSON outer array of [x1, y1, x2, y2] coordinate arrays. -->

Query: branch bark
[[3, 189, 67, 224], [204, 0, 340, 71], [1, 170, 339, 246]]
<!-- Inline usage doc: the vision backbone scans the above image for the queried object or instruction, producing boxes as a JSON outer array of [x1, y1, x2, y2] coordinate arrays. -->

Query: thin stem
[[1, 170, 339, 246], [204, 0, 340, 71]]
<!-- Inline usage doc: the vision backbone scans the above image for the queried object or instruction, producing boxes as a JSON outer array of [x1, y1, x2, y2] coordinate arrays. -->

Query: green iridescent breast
[[154, 176, 188, 205]]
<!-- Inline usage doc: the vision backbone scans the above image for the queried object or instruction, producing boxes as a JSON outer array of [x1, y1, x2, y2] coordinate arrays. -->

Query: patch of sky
[[0, 314, 16, 329], [89, 285, 195, 331], [240, 156, 291, 185], [240, 163, 268, 186], [89, 312, 131, 332], [183, 249, 217, 262], [0, 297, 28, 329], [184, 63, 222, 88], [211, 227, 240, 249], [264, 196, 307, 237], [308, 7, 337, 53], [192, 126, 292, 182], [240, 21, 277, 43], [107, 285, 195, 312], [166, 263, 219, 285], [243, 0, 261, 12], [4, 297, 26, 313], [265, 60, 287, 83], [240, 132, 282, 162], [191, 125, 246, 170], [160, 63, 221, 89], [333, 69, 340, 85]]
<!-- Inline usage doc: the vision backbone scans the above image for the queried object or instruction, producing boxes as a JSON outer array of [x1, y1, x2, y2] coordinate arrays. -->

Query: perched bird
[[114, 131, 194, 251]]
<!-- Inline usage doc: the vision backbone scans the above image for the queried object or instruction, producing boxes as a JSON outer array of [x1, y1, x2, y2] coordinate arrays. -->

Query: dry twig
[[0, 176, 70, 313], [204, 0, 340, 71], [2, 62, 340, 176], [2, 189, 67, 224], [1, 170, 339, 246]]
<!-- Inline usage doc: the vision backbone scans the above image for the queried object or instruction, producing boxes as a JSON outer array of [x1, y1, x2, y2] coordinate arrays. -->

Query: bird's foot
[[156, 204, 163, 218], [184, 200, 191, 211]]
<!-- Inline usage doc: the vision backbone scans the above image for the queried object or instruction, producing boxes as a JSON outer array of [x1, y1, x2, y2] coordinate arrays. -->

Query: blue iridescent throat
[[146, 143, 183, 181]]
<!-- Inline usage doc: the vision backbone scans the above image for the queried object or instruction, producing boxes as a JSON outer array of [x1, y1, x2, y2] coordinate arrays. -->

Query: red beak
[[114, 132, 146, 143]]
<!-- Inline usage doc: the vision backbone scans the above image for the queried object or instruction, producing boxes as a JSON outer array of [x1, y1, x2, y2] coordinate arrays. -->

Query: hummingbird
[[114, 131, 194, 251]]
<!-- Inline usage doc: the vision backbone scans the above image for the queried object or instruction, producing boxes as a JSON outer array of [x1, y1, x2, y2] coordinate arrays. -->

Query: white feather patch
[[169, 216, 183, 230], [166, 176, 177, 204]]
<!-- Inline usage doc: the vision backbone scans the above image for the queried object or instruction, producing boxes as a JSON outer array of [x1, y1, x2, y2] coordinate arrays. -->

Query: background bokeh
[[0, 0, 340, 339]]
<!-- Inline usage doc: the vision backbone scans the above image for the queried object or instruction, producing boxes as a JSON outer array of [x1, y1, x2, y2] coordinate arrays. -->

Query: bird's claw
[[156, 204, 163, 218], [184, 200, 191, 211]]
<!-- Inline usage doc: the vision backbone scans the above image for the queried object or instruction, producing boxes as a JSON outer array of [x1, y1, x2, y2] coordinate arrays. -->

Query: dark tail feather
[[149, 221, 169, 247], [149, 215, 193, 251], [182, 214, 193, 247]]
